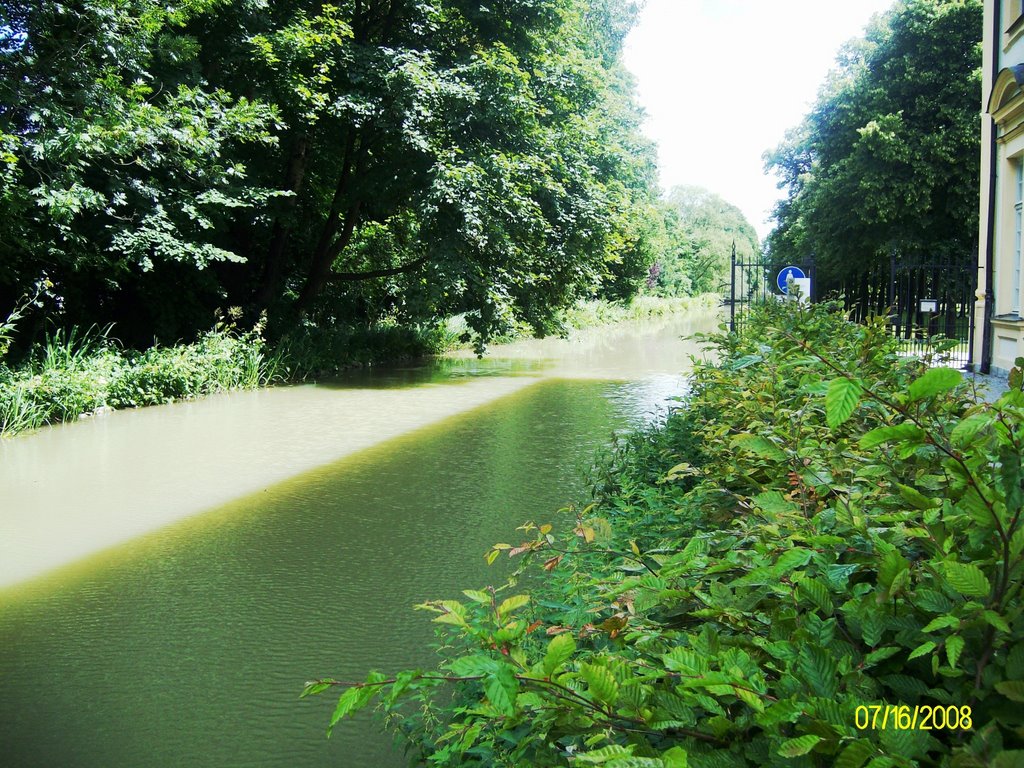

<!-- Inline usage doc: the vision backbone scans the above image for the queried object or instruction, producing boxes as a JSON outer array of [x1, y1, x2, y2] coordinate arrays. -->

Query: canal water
[[0, 312, 716, 767]]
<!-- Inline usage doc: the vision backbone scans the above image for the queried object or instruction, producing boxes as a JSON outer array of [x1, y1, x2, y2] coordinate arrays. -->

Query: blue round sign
[[776, 265, 807, 294]]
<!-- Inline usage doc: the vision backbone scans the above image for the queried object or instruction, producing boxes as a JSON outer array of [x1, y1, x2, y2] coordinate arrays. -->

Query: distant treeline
[[0, 0, 756, 351]]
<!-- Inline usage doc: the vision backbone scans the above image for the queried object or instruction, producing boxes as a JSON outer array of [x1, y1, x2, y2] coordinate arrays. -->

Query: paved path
[[965, 372, 1011, 404]]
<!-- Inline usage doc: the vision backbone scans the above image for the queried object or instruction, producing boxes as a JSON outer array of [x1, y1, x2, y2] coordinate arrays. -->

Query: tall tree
[[763, 0, 982, 299], [1, 0, 665, 346], [220, 0, 662, 340]]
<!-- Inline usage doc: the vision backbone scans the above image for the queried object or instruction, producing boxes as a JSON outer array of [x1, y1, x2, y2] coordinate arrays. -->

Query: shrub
[[0, 318, 275, 436], [312, 300, 1024, 767]]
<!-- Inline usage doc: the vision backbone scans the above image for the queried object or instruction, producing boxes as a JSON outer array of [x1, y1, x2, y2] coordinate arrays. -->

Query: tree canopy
[[0, 0, 673, 346], [763, 0, 982, 298]]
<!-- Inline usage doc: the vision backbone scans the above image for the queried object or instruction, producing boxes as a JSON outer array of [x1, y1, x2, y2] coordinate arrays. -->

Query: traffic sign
[[777, 265, 806, 294]]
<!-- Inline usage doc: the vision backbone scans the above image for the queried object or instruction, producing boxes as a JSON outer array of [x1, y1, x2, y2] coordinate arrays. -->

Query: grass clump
[[0, 313, 277, 437], [311, 300, 1024, 767]]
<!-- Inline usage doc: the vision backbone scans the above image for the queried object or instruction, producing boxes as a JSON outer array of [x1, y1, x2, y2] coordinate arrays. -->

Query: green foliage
[[0, 313, 276, 436], [1, 0, 686, 349], [312, 301, 1024, 766], [271, 320, 452, 380], [764, 0, 982, 292], [1, 0, 281, 337], [651, 187, 760, 298]]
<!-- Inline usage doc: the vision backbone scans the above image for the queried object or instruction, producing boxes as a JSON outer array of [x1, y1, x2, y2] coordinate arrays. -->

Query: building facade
[[977, 0, 1024, 374]]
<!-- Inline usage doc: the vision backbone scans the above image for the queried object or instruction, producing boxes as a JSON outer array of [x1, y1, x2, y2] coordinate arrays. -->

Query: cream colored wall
[[975, 0, 994, 368], [988, 127, 1024, 373], [978, 0, 1024, 374]]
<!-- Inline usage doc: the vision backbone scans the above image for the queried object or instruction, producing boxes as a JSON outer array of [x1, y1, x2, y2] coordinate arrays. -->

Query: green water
[[0, 314, 715, 767]]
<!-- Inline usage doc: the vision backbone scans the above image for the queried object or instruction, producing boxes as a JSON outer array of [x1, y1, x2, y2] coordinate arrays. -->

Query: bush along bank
[[0, 310, 278, 437], [309, 300, 1024, 767]]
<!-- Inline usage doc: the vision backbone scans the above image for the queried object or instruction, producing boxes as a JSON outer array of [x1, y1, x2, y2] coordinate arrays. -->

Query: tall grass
[[557, 293, 718, 331], [0, 322, 278, 437]]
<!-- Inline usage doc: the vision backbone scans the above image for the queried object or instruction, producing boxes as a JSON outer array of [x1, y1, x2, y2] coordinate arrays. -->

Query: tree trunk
[[255, 134, 309, 308], [295, 134, 363, 313]]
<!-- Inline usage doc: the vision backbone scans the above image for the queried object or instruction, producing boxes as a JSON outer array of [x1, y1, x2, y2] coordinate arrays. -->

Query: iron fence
[[888, 253, 978, 369]]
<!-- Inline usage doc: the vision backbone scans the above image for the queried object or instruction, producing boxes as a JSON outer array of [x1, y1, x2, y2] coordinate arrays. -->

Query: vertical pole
[[968, 262, 979, 369], [730, 240, 736, 333], [888, 250, 896, 309]]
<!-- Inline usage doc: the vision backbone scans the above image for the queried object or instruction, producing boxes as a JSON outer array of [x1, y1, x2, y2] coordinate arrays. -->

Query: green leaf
[[896, 483, 939, 510], [773, 547, 813, 573], [908, 641, 936, 660], [449, 654, 497, 678], [733, 685, 765, 712], [543, 632, 576, 676], [860, 422, 925, 449], [995, 680, 1024, 702], [732, 433, 787, 461], [908, 367, 962, 401], [864, 646, 901, 665], [484, 665, 518, 716], [878, 550, 909, 593], [861, 609, 885, 647], [826, 377, 862, 428], [582, 662, 620, 705], [950, 413, 993, 446], [798, 645, 838, 698], [1008, 644, 1024, 677], [663, 647, 708, 674], [497, 594, 529, 619], [946, 635, 965, 669], [756, 699, 804, 726], [661, 746, 688, 768], [957, 488, 995, 527], [301, 679, 335, 698], [797, 578, 834, 615], [753, 490, 795, 515], [944, 562, 991, 597], [778, 734, 822, 757], [574, 745, 634, 764], [462, 589, 491, 604], [328, 685, 378, 734], [983, 610, 1011, 633], [993, 751, 1024, 768], [835, 740, 876, 768], [921, 615, 959, 632]]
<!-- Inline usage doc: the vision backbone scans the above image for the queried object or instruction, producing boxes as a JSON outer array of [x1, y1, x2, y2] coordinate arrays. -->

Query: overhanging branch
[[324, 255, 429, 282]]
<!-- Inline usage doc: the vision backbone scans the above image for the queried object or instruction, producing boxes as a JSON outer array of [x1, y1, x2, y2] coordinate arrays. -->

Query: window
[[1015, 160, 1023, 314], [1008, 0, 1024, 34]]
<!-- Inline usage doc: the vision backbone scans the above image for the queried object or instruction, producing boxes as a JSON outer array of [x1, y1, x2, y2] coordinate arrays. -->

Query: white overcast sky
[[621, 0, 896, 240]]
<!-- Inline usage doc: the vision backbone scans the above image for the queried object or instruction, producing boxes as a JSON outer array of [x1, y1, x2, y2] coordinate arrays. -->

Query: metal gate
[[888, 253, 978, 368], [727, 245, 770, 334], [727, 245, 815, 334]]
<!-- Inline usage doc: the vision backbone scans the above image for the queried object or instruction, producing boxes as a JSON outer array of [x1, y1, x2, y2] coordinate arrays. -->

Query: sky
[[621, 0, 896, 240]]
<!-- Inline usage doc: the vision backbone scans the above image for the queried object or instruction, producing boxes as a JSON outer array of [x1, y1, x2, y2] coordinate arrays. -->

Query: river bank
[[317, 300, 1023, 767]]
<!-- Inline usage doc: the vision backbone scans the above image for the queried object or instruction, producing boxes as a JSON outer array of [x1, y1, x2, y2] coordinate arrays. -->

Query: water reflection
[[0, 312, 715, 588]]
